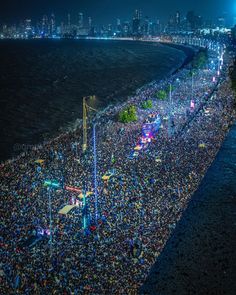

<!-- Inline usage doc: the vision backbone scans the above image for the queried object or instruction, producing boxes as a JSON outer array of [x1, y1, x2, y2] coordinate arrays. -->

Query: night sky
[[0, 0, 234, 24]]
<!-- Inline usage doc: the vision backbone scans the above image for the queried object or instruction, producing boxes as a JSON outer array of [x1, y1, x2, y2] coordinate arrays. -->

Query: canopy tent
[[35, 159, 45, 164], [198, 143, 206, 148], [78, 192, 93, 199], [134, 145, 142, 151], [58, 205, 78, 215]]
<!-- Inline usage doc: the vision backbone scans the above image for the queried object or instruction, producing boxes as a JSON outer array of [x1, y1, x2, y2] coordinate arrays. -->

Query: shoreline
[[1, 40, 236, 293], [0, 42, 196, 166]]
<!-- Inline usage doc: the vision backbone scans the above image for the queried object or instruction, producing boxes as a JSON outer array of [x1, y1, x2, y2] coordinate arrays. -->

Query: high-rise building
[[116, 18, 122, 36], [88, 17, 94, 36], [117, 18, 121, 26], [41, 15, 48, 36], [151, 19, 161, 36], [88, 17, 92, 29], [233, 16, 236, 27], [60, 22, 65, 36], [25, 19, 32, 31], [168, 15, 175, 32], [77, 13, 89, 36], [186, 11, 202, 31], [123, 21, 130, 37], [175, 11, 180, 26], [143, 16, 150, 36], [132, 9, 142, 36], [157, 19, 163, 34], [50, 13, 56, 36], [108, 24, 113, 36], [67, 13, 71, 28], [134, 9, 141, 20], [78, 13, 83, 29]]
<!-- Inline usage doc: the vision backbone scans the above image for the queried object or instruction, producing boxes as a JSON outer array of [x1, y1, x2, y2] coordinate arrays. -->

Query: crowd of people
[[0, 42, 236, 294]]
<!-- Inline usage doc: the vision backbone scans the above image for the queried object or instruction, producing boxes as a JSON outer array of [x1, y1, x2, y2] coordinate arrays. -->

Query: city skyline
[[0, 6, 234, 40], [0, 0, 235, 25]]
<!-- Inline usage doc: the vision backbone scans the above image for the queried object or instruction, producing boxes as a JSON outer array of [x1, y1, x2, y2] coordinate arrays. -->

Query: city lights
[[1, 2, 235, 294]]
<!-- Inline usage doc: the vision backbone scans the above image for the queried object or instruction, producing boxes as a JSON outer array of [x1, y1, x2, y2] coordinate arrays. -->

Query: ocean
[[0, 39, 188, 161]]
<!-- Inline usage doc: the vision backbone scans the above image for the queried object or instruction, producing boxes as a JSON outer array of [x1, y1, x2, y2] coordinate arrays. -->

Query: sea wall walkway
[[140, 122, 236, 295]]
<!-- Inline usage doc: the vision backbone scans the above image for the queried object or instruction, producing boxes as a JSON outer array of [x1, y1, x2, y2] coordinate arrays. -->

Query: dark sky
[[0, 0, 234, 25]]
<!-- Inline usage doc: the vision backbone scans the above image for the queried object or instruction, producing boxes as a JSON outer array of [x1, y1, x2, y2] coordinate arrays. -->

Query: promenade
[[140, 121, 236, 295], [0, 42, 235, 294]]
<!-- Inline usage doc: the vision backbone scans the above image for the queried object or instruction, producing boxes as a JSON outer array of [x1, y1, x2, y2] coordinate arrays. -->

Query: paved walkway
[[140, 122, 236, 295]]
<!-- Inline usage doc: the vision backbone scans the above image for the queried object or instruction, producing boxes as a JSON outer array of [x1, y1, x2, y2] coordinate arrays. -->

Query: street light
[[82, 95, 97, 153], [93, 122, 98, 222], [82, 96, 99, 223], [168, 83, 173, 138], [44, 180, 61, 257]]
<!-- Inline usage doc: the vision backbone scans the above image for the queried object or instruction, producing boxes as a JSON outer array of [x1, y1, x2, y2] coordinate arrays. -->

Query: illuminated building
[[78, 12, 83, 29], [132, 9, 142, 37], [143, 16, 150, 36], [50, 13, 56, 36], [88, 17, 92, 30]]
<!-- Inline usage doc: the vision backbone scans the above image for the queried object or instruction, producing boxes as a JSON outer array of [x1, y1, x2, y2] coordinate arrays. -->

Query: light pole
[[168, 83, 172, 138], [44, 180, 60, 257], [82, 95, 96, 153], [82, 96, 98, 223], [48, 187, 52, 255], [93, 122, 98, 222], [191, 71, 194, 100], [82, 186, 87, 230]]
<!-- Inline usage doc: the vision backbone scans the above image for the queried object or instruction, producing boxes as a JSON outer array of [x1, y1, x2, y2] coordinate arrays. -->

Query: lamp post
[[44, 180, 60, 257], [82, 96, 99, 223], [82, 95, 97, 153], [93, 122, 98, 223], [82, 185, 87, 230], [191, 71, 194, 100], [82, 97, 88, 153], [48, 187, 52, 254], [168, 83, 172, 138]]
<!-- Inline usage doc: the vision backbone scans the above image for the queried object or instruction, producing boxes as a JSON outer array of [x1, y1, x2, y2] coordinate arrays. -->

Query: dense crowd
[[0, 44, 236, 294]]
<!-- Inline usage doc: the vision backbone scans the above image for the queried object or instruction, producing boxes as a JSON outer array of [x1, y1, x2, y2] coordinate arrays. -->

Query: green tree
[[157, 90, 167, 100], [141, 99, 153, 109], [118, 105, 137, 123], [192, 49, 208, 69]]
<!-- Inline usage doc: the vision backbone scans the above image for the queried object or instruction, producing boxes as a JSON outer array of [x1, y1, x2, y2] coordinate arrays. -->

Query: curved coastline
[[0, 41, 195, 164]]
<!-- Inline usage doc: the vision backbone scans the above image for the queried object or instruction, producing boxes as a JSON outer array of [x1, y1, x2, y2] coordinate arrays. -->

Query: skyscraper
[[78, 13, 83, 29], [116, 18, 122, 36], [144, 16, 150, 36], [25, 19, 32, 31], [88, 17, 92, 29], [134, 9, 141, 20], [117, 18, 121, 27], [50, 13, 56, 36], [186, 11, 202, 31], [123, 21, 130, 37], [175, 11, 180, 26], [67, 13, 71, 28], [41, 15, 48, 36], [132, 9, 142, 37]]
